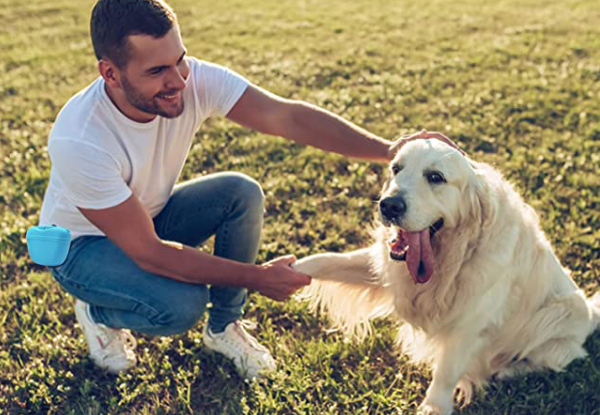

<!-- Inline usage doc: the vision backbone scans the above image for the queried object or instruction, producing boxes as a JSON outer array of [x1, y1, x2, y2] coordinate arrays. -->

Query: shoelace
[[226, 321, 268, 353], [238, 319, 257, 330], [98, 326, 137, 353], [116, 329, 137, 351]]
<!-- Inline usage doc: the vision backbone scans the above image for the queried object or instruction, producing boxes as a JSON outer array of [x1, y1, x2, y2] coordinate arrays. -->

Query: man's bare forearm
[[284, 101, 392, 161], [138, 239, 259, 287]]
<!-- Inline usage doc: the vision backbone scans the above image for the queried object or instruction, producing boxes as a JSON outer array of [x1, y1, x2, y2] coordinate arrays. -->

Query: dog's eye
[[391, 164, 402, 175], [426, 171, 446, 184]]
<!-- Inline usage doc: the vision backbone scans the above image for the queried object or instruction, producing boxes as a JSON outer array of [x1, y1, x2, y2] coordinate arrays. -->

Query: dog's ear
[[463, 161, 496, 229]]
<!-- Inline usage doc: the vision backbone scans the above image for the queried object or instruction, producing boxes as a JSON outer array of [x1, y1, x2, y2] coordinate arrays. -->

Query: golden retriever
[[293, 139, 600, 415]]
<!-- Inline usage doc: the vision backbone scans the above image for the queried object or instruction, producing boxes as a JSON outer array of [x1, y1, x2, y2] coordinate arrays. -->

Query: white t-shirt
[[39, 57, 249, 240]]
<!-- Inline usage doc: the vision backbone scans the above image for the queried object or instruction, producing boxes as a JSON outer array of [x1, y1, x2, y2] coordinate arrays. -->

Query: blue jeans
[[51, 172, 265, 335]]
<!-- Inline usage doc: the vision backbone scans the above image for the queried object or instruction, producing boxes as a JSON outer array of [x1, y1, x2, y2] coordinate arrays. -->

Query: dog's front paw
[[417, 400, 453, 415], [291, 256, 325, 277]]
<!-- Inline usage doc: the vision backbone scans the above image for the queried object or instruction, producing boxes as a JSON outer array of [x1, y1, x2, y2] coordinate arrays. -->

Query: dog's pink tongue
[[406, 229, 434, 284]]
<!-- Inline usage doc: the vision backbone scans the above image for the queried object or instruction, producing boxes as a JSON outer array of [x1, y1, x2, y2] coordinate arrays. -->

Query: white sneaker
[[203, 321, 276, 380], [74, 299, 137, 373]]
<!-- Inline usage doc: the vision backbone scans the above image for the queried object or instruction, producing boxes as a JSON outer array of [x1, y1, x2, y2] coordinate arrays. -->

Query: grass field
[[1, 0, 600, 413]]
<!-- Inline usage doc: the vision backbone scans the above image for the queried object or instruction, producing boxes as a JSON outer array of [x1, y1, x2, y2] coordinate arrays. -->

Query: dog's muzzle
[[379, 196, 406, 223]]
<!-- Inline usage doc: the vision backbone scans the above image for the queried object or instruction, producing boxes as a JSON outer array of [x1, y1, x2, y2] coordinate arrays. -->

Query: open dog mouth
[[388, 218, 444, 284]]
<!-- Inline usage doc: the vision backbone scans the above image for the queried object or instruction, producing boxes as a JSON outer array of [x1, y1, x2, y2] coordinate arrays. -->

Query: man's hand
[[251, 255, 312, 301], [388, 129, 464, 160]]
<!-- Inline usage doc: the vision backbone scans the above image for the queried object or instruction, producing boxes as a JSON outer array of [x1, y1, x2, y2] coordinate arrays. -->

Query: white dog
[[293, 139, 600, 415]]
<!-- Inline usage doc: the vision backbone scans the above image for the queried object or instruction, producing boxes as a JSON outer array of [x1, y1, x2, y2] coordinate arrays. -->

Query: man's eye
[[426, 171, 446, 184]]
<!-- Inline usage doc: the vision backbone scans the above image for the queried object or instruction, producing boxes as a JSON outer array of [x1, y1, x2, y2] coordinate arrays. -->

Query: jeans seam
[[215, 221, 229, 257]]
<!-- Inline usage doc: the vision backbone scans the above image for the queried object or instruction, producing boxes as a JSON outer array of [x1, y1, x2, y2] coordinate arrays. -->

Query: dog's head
[[379, 139, 491, 284]]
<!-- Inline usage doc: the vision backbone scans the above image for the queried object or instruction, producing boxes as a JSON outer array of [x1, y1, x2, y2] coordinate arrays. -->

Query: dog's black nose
[[379, 196, 407, 220]]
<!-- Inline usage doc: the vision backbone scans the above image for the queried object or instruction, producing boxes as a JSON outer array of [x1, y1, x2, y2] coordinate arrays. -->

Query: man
[[40, 0, 457, 380]]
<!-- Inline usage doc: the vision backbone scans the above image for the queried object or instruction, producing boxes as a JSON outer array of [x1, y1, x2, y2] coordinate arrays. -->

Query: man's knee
[[154, 285, 209, 334], [226, 173, 265, 214]]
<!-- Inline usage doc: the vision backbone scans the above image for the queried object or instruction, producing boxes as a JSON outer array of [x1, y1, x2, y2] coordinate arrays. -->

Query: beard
[[121, 75, 185, 119]]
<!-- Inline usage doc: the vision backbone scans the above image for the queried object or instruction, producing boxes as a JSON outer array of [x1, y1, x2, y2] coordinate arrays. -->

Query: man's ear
[[98, 58, 121, 89]]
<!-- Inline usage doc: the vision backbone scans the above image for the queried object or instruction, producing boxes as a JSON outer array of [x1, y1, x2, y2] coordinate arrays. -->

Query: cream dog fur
[[293, 139, 600, 415]]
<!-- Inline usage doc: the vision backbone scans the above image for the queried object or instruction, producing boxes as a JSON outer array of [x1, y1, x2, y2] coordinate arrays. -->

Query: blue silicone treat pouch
[[26, 225, 71, 266]]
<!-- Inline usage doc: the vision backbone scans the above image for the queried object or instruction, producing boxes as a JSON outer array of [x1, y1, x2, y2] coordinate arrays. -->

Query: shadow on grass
[[5, 330, 252, 415], [461, 331, 600, 415]]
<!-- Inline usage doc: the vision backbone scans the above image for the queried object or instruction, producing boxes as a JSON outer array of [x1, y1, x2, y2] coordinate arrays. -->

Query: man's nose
[[379, 196, 407, 220], [166, 66, 186, 90]]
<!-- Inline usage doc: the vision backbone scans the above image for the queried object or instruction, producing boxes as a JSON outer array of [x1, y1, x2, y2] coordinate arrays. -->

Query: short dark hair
[[90, 0, 178, 68]]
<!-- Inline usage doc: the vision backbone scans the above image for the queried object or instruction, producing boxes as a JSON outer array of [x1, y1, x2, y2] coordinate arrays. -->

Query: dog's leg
[[493, 359, 536, 380], [293, 247, 394, 338], [418, 334, 485, 415], [292, 247, 376, 284], [506, 290, 592, 374]]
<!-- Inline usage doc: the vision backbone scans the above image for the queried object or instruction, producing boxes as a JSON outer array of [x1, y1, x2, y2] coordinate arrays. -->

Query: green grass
[[1, 0, 600, 413]]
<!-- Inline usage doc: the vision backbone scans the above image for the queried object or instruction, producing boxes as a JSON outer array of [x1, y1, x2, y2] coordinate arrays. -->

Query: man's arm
[[226, 85, 392, 162], [226, 85, 462, 161], [78, 194, 310, 301]]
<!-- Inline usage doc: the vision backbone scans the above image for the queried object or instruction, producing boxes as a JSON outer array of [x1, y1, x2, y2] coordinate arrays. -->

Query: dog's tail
[[299, 280, 395, 339]]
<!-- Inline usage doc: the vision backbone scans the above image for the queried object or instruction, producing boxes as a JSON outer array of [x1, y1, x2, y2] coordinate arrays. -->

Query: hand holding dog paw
[[253, 255, 312, 301]]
